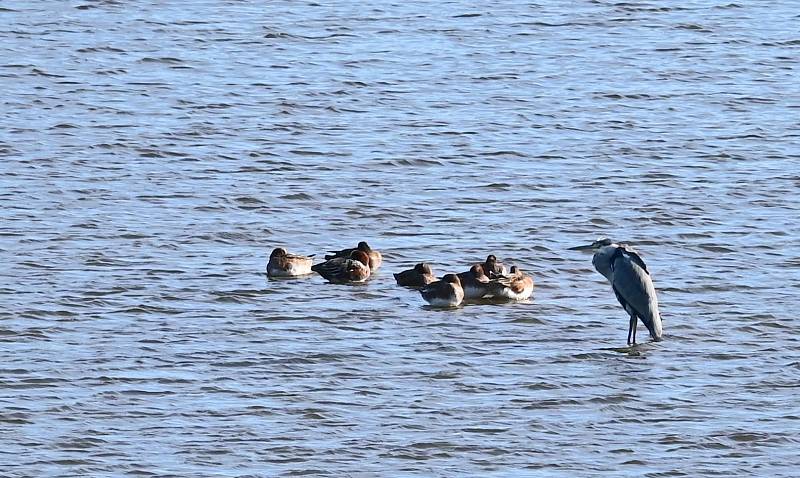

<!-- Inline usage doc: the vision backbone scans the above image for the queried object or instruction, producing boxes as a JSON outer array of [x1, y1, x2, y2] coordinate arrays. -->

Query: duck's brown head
[[442, 273, 461, 286], [270, 247, 288, 258], [357, 241, 372, 252], [470, 264, 486, 278], [351, 250, 371, 266]]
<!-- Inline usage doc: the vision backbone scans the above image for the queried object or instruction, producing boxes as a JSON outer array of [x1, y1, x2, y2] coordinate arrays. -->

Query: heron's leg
[[627, 317, 632, 344], [627, 315, 637, 345]]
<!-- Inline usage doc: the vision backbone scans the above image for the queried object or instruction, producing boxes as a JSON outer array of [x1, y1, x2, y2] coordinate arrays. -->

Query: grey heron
[[570, 238, 663, 344]]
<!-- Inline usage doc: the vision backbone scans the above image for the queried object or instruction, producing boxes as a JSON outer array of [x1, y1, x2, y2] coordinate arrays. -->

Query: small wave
[[138, 57, 185, 65]]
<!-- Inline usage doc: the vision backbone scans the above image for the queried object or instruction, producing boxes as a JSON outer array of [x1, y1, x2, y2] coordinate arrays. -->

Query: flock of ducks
[[269, 238, 665, 345], [267, 241, 534, 307]]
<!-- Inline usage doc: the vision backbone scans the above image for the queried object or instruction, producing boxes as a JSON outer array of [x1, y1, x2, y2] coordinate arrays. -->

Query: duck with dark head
[[419, 273, 464, 308], [325, 241, 382, 270], [457, 264, 492, 300], [481, 254, 508, 277], [394, 262, 435, 288], [312, 250, 371, 284]]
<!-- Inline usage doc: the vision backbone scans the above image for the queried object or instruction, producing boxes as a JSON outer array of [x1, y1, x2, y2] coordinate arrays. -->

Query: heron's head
[[569, 238, 614, 251]]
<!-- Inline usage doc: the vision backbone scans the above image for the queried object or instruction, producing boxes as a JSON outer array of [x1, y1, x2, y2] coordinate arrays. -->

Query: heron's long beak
[[569, 244, 595, 251]]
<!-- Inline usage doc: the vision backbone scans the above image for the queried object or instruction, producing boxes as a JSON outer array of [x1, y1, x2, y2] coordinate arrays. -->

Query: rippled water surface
[[2, 1, 800, 476]]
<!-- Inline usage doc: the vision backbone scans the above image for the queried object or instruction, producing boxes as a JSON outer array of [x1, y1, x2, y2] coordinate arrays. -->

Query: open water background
[[2, 1, 799, 476]]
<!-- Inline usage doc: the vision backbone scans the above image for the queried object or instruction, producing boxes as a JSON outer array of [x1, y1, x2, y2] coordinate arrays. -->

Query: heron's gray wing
[[619, 245, 649, 274], [610, 251, 662, 339], [611, 286, 637, 319]]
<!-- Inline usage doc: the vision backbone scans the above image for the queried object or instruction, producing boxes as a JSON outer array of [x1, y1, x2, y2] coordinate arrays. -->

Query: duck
[[419, 273, 464, 307], [480, 254, 507, 277], [488, 265, 534, 301], [394, 263, 436, 288], [311, 250, 371, 283], [266, 247, 314, 277], [457, 264, 493, 300], [325, 241, 382, 270]]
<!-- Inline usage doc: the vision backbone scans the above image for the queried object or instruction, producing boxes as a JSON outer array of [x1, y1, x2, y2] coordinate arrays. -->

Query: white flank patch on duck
[[287, 261, 312, 276], [496, 281, 533, 300]]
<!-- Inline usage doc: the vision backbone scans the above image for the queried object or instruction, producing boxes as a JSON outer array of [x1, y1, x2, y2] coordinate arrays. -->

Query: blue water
[[2, 1, 799, 476]]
